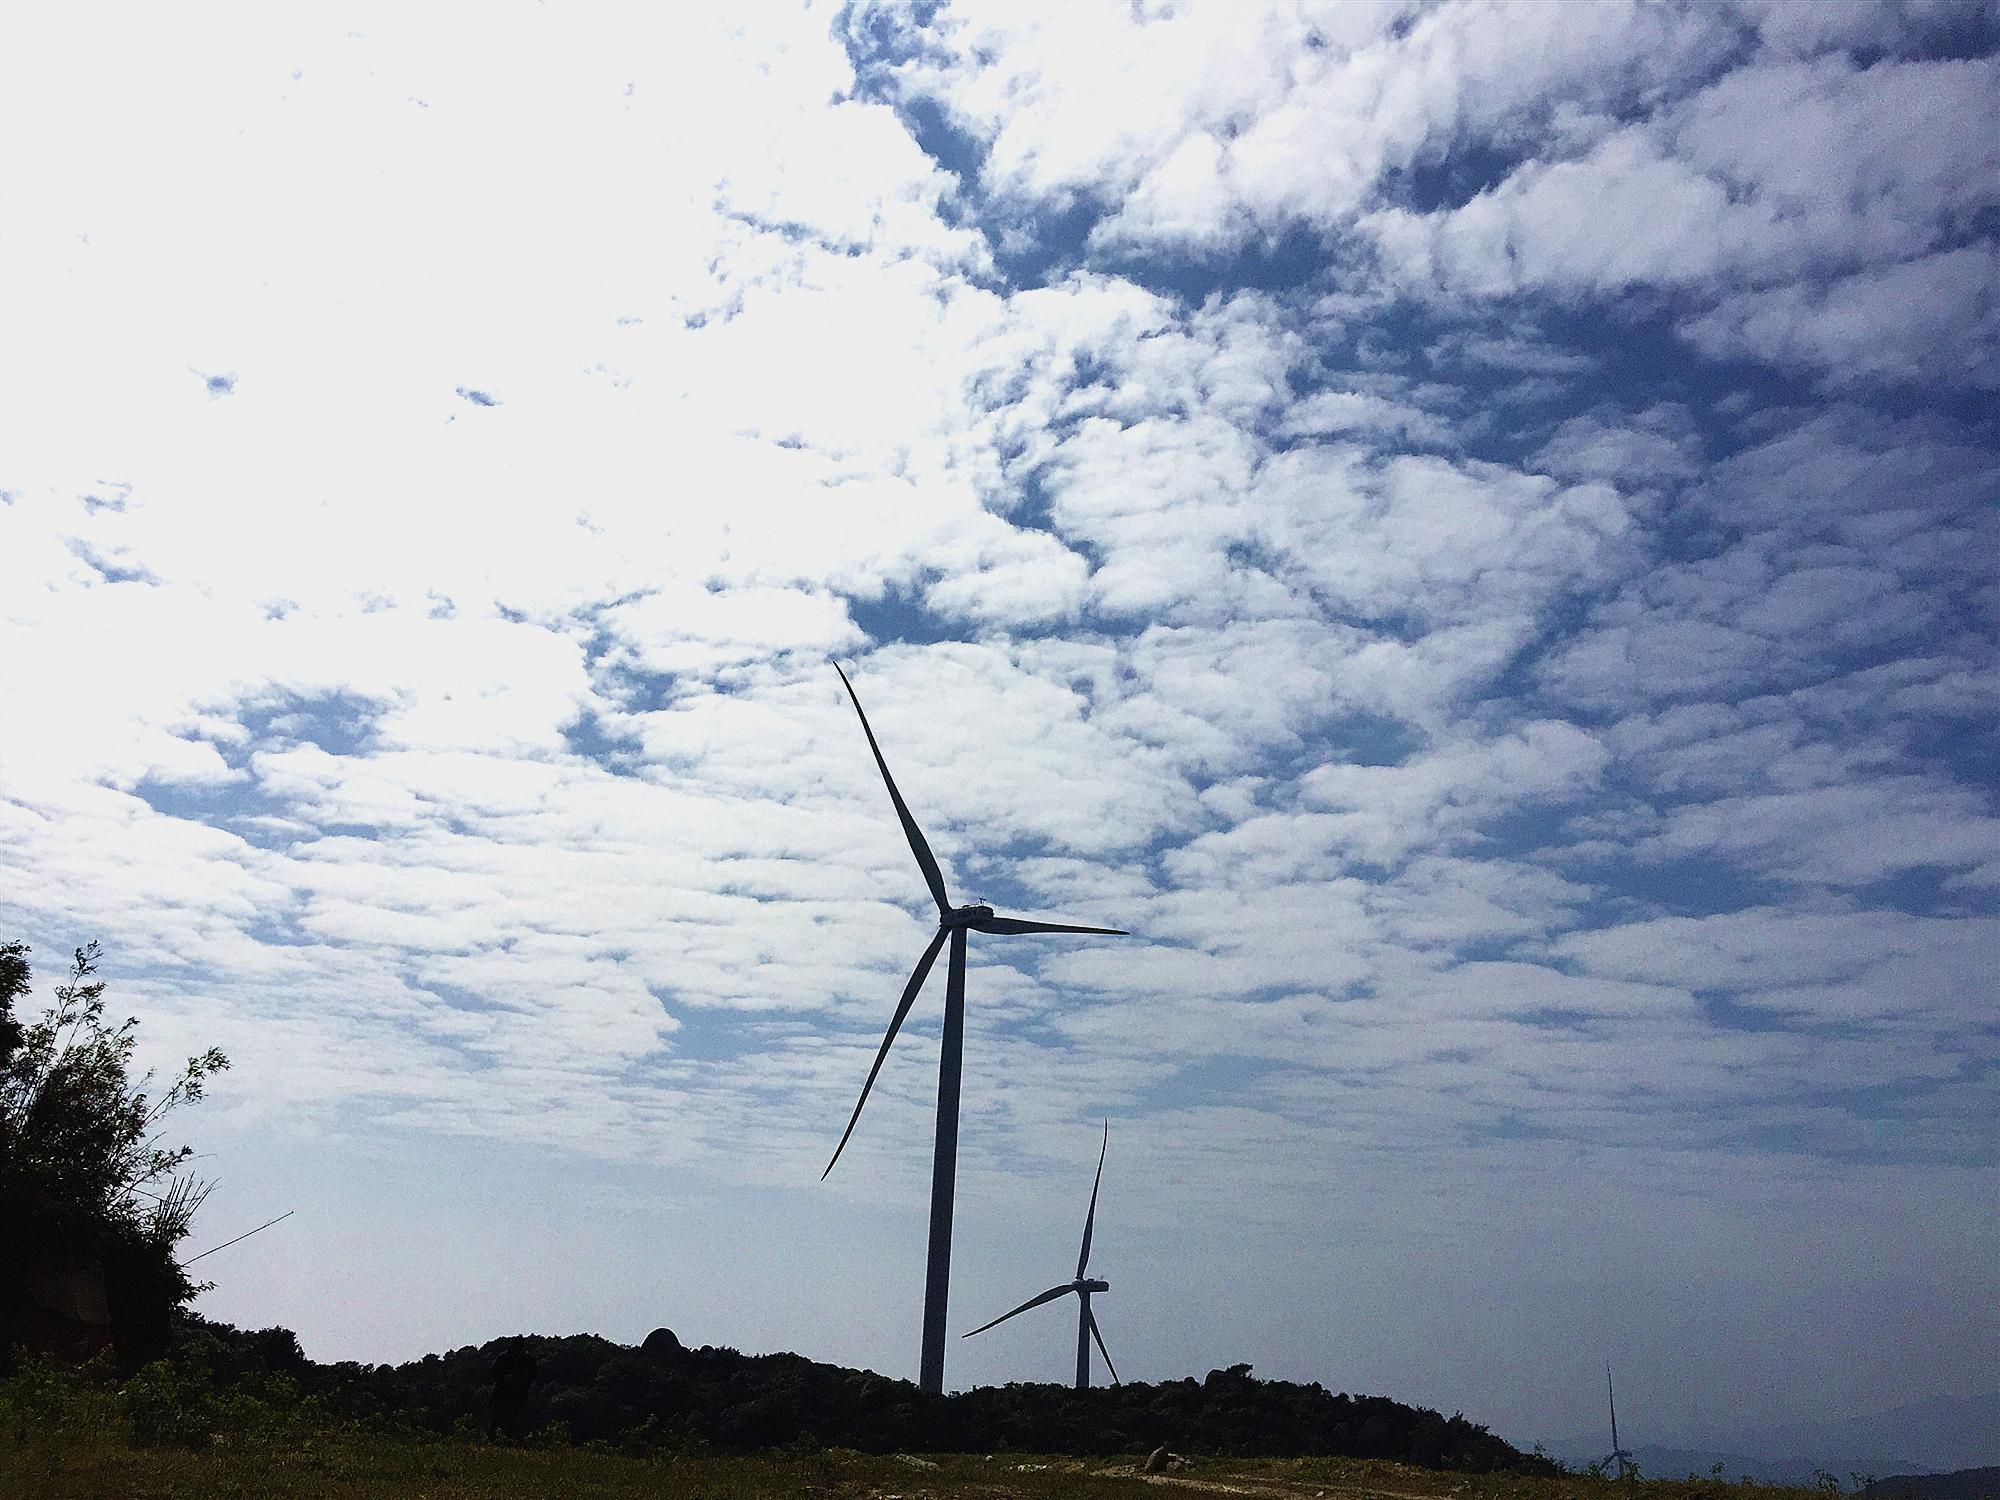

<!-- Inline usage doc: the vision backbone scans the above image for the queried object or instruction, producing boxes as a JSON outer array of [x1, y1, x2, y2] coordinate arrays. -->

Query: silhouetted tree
[[488, 1336, 539, 1438], [220, 1328, 1547, 1469], [0, 940, 228, 1368], [0, 941, 28, 1064]]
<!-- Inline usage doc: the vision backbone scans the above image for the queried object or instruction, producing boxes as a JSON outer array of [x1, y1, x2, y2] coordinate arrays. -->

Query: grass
[[12, 1434, 1140, 1498], [0, 1357, 1841, 1500], [2, 1431, 1846, 1500]]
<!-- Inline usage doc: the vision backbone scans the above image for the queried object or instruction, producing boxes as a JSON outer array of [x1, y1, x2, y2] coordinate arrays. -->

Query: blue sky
[[1, 0, 1994, 1451]]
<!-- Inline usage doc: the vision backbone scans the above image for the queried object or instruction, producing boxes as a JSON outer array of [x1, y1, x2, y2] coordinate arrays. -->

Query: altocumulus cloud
[[0, 0, 1994, 1444]]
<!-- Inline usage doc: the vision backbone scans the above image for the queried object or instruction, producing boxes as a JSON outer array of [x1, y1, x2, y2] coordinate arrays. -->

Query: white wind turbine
[[961, 1122, 1121, 1391]]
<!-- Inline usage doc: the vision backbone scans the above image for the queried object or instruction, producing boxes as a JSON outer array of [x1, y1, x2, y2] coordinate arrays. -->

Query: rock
[[1145, 1446, 1172, 1473]]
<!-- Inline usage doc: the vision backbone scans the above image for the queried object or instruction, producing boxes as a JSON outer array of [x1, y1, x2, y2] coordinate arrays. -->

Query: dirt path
[[1091, 1463, 1464, 1500]]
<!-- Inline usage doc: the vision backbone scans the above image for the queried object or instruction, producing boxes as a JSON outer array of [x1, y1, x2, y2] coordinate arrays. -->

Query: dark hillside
[[190, 1319, 1544, 1469], [1864, 1470, 2000, 1500]]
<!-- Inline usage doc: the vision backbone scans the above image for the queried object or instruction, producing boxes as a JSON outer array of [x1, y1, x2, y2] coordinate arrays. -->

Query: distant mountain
[[1691, 1392, 2000, 1476], [1547, 1391, 1998, 1485], [1544, 1440, 1923, 1487], [1863, 1468, 2000, 1500], [1631, 1446, 1924, 1488]]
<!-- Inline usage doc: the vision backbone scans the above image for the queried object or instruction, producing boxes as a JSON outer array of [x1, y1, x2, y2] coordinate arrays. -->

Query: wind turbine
[[961, 1121, 1120, 1391], [1601, 1362, 1635, 1480], [820, 660, 1129, 1397]]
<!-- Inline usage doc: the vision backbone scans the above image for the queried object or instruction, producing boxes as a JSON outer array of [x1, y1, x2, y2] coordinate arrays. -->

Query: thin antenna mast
[[185, 1210, 295, 1265]]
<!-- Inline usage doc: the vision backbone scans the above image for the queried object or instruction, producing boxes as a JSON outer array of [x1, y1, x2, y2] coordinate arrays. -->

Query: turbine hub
[[942, 904, 994, 928]]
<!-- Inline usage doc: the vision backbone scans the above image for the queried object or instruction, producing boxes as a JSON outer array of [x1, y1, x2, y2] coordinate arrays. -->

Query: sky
[[2, 0, 1996, 1455]]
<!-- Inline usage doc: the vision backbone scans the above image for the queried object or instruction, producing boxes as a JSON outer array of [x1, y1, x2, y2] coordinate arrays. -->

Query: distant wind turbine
[[1601, 1362, 1635, 1480], [962, 1121, 1120, 1391], [821, 661, 1130, 1397]]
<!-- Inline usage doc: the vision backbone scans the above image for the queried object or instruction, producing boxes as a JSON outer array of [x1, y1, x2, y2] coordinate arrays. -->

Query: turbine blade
[[1087, 1308, 1120, 1386], [973, 917, 1128, 936], [959, 1283, 1074, 1339], [1076, 1120, 1107, 1278], [822, 928, 949, 1179], [833, 660, 950, 915]]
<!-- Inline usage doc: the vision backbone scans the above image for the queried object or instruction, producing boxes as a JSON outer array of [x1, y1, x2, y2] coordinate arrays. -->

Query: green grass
[[13, 1434, 1135, 1498], [0, 1358, 1841, 1500], [2, 1432, 1845, 1500]]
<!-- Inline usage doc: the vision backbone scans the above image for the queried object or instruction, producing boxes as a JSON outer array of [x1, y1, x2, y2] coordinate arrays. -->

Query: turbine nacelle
[[942, 904, 996, 928], [1073, 1278, 1109, 1294]]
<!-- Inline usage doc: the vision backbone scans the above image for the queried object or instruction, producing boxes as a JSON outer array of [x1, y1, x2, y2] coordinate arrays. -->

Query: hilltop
[[4, 1318, 1890, 1500], [185, 1317, 1538, 1469]]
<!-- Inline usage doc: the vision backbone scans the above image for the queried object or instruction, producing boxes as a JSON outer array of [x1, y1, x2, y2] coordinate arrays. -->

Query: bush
[[0, 940, 228, 1370], [0, 1352, 122, 1443], [121, 1357, 221, 1449]]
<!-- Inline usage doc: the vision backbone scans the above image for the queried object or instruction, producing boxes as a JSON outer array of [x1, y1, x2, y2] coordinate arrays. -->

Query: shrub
[[0, 940, 228, 1370], [120, 1357, 221, 1448], [0, 1352, 122, 1443]]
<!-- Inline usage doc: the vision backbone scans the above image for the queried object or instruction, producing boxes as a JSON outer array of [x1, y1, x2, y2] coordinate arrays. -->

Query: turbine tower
[[961, 1121, 1121, 1391], [1601, 1362, 1635, 1480], [821, 661, 1129, 1397]]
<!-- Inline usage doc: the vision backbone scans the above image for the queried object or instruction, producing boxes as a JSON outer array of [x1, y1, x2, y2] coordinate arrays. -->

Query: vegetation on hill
[[1863, 1471, 2000, 1500], [0, 940, 228, 1369], [175, 1320, 1541, 1467], [0, 1347, 1852, 1500]]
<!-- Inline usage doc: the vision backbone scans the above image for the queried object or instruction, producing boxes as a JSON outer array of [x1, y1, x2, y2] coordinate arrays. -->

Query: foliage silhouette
[[0, 940, 228, 1370], [180, 1319, 1550, 1469]]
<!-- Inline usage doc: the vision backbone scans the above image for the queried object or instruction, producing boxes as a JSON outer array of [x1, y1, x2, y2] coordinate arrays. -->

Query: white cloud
[[1683, 244, 2000, 388], [1541, 409, 1996, 711], [1365, 50, 1999, 384], [1648, 777, 2000, 888], [1305, 722, 1608, 853], [1280, 389, 1454, 446], [1532, 407, 1702, 486], [603, 585, 861, 678], [876, 0, 1738, 247], [1735, 0, 1995, 60], [1557, 907, 2000, 1023], [870, 1, 1995, 389]]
